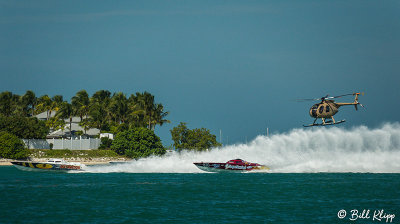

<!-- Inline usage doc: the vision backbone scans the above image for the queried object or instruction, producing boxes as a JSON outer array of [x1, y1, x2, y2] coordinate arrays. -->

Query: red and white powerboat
[[193, 158, 268, 172]]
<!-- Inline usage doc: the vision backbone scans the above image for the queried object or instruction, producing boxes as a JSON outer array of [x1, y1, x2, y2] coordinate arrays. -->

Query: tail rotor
[[353, 92, 365, 111]]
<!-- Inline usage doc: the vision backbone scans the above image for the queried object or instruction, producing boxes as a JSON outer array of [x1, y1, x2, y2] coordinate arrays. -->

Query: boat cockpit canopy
[[48, 158, 65, 163]]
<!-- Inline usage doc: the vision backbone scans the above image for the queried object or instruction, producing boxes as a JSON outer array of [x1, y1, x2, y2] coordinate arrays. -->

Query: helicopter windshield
[[319, 105, 324, 113]]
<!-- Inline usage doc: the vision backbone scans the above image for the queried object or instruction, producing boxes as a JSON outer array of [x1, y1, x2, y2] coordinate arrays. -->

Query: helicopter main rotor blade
[[330, 93, 354, 98], [295, 98, 321, 102], [296, 92, 362, 102]]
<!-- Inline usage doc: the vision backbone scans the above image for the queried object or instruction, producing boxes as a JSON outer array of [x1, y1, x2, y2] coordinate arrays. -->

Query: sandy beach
[[0, 161, 12, 166]]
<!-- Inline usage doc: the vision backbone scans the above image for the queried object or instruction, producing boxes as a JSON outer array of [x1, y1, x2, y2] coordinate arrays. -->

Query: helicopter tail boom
[[335, 92, 365, 110]]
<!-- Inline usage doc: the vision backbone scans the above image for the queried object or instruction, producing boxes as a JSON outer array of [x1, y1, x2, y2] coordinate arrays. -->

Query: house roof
[[48, 123, 100, 137], [35, 111, 82, 123], [35, 112, 100, 137], [35, 111, 51, 120]]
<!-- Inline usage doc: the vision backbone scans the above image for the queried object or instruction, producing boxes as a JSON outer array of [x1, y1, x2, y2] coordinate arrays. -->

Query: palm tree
[[71, 90, 90, 121], [22, 90, 36, 117], [1, 90, 38, 117], [79, 118, 91, 135], [127, 96, 145, 128], [109, 92, 128, 124], [46, 116, 66, 132], [151, 103, 170, 130], [11, 94, 24, 116], [0, 91, 13, 116], [35, 95, 52, 120], [132, 91, 156, 129], [48, 95, 63, 119], [52, 95, 63, 106], [56, 102, 74, 137], [88, 90, 112, 131], [132, 92, 170, 130], [91, 90, 111, 103], [88, 103, 107, 130]]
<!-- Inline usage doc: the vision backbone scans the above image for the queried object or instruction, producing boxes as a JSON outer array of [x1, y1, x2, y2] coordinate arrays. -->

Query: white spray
[[85, 123, 400, 173]]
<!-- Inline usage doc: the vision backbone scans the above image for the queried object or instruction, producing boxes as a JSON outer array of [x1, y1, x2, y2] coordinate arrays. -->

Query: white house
[[35, 111, 100, 138], [100, 133, 114, 140]]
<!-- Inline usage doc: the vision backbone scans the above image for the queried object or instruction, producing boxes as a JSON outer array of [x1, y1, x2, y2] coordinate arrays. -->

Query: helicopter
[[299, 92, 365, 127]]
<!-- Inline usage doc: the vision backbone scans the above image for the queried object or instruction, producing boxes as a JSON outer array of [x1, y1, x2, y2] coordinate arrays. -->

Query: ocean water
[[1, 124, 400, 223], [1, 169, 399, 223]]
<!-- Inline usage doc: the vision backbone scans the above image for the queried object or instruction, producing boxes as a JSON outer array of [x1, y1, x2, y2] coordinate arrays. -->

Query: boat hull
[[194, 162, 268, 173], [11, 161, 83, 172]]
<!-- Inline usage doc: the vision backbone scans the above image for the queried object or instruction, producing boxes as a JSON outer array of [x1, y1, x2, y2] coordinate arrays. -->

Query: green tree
[[46, 117, 65, 133], [126, 94, 145, 128], [56, 102, 74, 137], [35, 95, 53, 120], [71, 90, 90, 121], [0, 115, 49, 139], [92, 90, 111, 103], [0, 91, 13, 116], [99, 137, 113, 150], [131, 92, 170, 130], [79, 118, 91, 135], [111, 127, 166, 159], [109, 92, 129, 124], [89, 104, 111, 132], [151, 103, 170, 130], [21, 90, 36, 117], [0, 131, 29, 159], [49, 95, 63, 118], [0, 91, 26, 117], [109, 123, 129, 134], [9, 93, 25, 117], [134, 91, 155, 129], [0, 89, 170, 139], [170, 122, 221, 151], [89, 90, 111, 131]]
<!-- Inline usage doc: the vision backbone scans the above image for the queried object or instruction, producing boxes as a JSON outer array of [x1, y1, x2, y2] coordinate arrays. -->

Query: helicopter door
[[326, 105, 330, 113]]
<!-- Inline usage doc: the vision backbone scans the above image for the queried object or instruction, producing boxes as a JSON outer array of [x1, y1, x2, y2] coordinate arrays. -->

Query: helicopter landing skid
[[303, 119, 345, 127]]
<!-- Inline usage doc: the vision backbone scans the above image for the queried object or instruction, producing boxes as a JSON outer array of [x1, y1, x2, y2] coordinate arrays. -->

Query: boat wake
[[85, 123, 400, 173]]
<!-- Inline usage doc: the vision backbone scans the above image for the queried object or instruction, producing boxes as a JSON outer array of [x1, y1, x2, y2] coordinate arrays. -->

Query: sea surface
[[2, 124, 400, 223], [1, 166, 399, 224]]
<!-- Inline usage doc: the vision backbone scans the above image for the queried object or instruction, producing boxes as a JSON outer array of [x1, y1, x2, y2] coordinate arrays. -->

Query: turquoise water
[[1, 166, 399, 223], [2, 125, 400, 223]]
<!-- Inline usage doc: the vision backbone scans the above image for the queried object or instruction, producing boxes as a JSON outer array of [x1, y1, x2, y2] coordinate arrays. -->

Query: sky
[[1, 0, 399, 146]]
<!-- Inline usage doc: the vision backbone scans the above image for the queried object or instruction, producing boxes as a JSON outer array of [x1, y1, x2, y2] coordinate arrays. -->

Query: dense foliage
[[0, 115, 48, 139], [170, 122, 221, 151], [0, 90, 170, 136], [0, 90, 221, 157], [98, 137, 113, 150], [111, 127, 166, 159], [0, 131, 29, 159]]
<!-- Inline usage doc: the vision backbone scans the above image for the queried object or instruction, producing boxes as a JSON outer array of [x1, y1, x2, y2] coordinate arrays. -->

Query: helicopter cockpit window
[[312, 105, 318, 110], [319, 106, 324, 113], [326, 105, 330, 112]]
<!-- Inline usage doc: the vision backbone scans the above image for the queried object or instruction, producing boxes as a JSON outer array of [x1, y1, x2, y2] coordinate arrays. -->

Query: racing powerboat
[[193, 158, 268, 172], [11, 158, 86, 172]]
